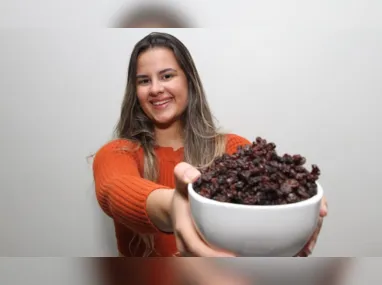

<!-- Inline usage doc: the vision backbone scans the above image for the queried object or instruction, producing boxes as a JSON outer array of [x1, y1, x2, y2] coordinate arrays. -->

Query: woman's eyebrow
[[137, 68, 177, 78]]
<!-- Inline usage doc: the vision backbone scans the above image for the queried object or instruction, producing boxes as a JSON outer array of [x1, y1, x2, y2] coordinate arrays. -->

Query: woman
[[92, 31, 328, 258]]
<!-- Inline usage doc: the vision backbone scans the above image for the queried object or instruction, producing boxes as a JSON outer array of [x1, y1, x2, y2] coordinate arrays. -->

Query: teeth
[[152, 99, 171, 106]]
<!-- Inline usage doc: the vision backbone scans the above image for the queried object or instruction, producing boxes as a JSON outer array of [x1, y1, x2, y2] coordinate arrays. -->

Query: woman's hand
[[297, 196, 328, 257], [171, 162, 235, 257]]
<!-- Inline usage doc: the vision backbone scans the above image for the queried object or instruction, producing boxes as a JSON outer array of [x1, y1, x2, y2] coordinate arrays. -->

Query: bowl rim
[[188, 181, 323, 209]]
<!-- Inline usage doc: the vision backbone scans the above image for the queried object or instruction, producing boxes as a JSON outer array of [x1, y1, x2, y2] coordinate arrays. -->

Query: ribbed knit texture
[[93, 134, 251, 257]]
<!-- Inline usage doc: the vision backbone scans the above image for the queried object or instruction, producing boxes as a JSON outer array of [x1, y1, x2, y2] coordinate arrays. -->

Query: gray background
[[0, 3, 381, 257]]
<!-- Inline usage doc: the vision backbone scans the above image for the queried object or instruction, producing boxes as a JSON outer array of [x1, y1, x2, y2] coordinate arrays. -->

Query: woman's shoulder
[[224, 133, 252, 154], [225, 133, 251, 145], [94, 138, 141, 159]]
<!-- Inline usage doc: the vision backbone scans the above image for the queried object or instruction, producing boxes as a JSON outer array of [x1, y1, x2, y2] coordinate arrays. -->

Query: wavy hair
[[115, 32, 226, 256]]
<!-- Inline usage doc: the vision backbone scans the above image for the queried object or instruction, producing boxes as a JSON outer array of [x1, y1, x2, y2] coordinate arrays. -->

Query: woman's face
[[136, 47, 189, 127]]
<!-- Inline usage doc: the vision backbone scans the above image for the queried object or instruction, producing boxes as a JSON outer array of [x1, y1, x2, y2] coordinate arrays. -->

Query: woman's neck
[[154, 120, 184, 150]]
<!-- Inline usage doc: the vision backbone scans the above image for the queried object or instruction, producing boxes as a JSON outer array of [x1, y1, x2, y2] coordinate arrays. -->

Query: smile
[[151, 98, 172, 106]]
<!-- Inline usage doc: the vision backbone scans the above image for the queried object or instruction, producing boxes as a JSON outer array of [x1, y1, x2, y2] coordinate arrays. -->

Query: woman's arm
[[92, 139, 173, 234], [146, 189, 174, 232]]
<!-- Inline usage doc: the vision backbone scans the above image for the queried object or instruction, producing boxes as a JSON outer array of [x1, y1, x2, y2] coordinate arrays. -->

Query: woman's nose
[[149, 79, 164, 95]]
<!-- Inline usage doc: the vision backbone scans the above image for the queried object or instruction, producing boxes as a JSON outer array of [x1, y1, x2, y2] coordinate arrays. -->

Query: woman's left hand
[[296, 196, 328, 257]]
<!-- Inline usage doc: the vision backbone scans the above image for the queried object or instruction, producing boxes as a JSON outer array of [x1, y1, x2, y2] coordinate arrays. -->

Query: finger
[[174, 162, 201, 195], [308, 218, 323, 248], [297, 216, 324, 256], [174, 230, 196, 257], [308, 217, 324, 252], [298, 251, 309, 257], [296, 243, 311, 257], [172, 191, 192, 256], [172, 192, 222, 257], [175, 200, 234, 257], [178, 220, 234, 257], [320, 196, 328, 217], [174, 233, 187, 257]]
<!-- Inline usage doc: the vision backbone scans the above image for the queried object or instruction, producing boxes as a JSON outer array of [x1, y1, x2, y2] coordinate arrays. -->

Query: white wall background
[[0, 26, 381, 256]]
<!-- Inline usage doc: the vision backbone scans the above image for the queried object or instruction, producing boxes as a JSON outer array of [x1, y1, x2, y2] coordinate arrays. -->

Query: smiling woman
[[91, 31, 327, 265], [92, 32, 236, 259]]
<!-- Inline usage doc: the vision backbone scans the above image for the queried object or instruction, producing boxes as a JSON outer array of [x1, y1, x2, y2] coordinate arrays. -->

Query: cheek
[[136, 89, 149, 106], [176, 92, 188, 107], [171, 83, 188, 107], [136, 90, 154, 118]]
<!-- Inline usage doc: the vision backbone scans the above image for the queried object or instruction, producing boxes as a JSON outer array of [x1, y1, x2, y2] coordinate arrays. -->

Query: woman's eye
[[138, 79, 150, 85], [162, 74, 173, 80]]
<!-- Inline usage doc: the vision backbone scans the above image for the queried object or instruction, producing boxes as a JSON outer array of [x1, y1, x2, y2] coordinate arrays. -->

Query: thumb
[[174, 162, 201, 194]]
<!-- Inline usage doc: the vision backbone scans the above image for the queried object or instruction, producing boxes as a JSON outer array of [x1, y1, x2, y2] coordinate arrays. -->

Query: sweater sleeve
[[225, 134, 252, 155], [92, 139, 171, 234]]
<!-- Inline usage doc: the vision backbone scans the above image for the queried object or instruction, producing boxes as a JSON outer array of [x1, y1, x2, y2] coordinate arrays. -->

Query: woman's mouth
[[151, 98, 172, 109]]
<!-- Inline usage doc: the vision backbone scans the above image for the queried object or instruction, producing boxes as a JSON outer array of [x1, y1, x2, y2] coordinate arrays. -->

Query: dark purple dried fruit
[[193, 137, 321, 205]]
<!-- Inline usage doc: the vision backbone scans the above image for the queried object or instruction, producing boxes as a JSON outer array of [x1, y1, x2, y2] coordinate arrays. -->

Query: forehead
[[136, 47, 180, 73]]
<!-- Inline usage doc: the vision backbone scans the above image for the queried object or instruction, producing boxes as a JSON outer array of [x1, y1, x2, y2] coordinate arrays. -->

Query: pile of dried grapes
[[193, 137, 321, 205]]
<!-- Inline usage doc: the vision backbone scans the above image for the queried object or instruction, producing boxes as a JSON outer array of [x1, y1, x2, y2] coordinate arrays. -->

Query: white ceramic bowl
[[188, 182, 323, 257]]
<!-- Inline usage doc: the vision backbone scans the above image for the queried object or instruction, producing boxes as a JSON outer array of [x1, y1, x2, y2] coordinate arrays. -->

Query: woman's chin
[[153, 117, 178, 129]]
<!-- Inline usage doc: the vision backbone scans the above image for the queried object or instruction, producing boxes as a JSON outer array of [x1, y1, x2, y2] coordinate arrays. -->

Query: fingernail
[[184, 168, 200, 183], [321, 207, 327, 217]]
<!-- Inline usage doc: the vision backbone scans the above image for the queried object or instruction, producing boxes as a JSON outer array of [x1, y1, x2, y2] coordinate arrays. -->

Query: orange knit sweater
[[93, 133, 251, 257]]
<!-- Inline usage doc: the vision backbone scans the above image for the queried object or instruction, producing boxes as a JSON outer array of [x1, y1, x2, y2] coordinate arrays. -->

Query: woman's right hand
[[171, 162, 236, 257]]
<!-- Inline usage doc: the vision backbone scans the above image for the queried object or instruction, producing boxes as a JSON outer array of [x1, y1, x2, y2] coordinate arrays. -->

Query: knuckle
[[174, 162, 191, 174]]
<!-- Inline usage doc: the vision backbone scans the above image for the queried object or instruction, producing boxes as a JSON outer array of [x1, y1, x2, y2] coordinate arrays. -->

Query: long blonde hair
[[115, 32, 226, 256]]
